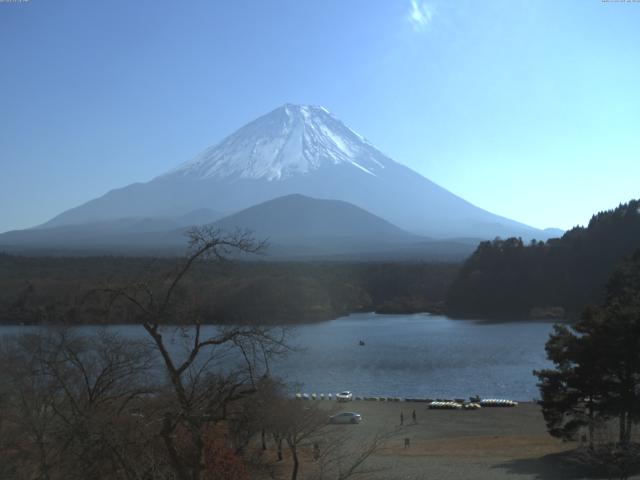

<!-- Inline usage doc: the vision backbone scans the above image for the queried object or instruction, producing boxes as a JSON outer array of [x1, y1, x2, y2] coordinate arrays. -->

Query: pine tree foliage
[[535, 250, 640, 446], [447, 199, 640, 318]]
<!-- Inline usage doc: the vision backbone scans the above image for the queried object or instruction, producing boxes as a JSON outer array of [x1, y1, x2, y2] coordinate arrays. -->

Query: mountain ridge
[[211, 193, 416, 240], [37, 103, 558, 240], [0, 194, 478, 260]]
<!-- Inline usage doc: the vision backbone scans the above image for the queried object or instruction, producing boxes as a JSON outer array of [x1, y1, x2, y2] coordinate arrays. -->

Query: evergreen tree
[[535, 250, 640, 446], [448, 199, 640, 319]]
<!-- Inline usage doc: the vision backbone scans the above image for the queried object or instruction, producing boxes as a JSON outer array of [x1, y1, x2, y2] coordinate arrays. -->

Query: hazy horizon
[[1, 0, 639, 233]]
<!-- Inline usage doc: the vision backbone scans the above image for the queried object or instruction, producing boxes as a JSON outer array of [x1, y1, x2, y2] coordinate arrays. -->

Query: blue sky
[[1, 0, 639, 233]]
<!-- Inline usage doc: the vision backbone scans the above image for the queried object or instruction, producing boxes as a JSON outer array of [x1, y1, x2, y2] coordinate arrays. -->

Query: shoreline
[[0, 310, 574, 328]]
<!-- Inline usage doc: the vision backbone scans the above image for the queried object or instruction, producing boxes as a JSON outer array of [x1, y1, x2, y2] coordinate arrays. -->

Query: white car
[[329, 412, 362, 424], [336, 391, 353, 402]]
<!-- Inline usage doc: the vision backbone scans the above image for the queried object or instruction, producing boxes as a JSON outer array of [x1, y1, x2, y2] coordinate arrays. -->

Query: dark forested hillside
[[0, 254, 458, 325], [446, 199, 640, 319]]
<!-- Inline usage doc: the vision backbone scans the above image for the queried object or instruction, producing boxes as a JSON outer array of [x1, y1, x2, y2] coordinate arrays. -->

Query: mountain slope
[[0, 194, 478, 260], [0, 209, 222, 252], [40, 104, 553, 240], [212, 194, 415, 241], [203, 194, 439, 258], [162, 104, 384, 181]]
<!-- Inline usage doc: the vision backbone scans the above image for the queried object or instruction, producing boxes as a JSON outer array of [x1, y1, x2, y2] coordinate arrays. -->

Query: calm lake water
[[0, 313, 555, 401]]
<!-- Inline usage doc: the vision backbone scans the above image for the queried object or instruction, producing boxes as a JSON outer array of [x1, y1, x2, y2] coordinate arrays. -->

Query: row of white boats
[[294, 393, 518, 408], [428, 399, 518, 409]]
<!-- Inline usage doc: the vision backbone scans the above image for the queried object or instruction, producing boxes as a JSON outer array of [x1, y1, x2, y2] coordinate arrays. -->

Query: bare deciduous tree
[[312, 428, 397, 480], [0, 329, 157, 480], [99, 227, 289, 480]]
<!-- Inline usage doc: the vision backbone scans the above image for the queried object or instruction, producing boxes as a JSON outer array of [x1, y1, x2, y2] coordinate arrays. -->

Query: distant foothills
[[0, 104, 562, 260], [0, 199, 638, 326]]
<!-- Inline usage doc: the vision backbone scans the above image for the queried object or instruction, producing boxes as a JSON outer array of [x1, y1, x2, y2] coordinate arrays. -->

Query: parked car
[[336, 391, 353, 402], [329, 412, 362, 424]]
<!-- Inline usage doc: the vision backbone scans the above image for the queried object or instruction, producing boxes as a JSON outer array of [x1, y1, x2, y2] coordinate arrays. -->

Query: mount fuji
[[2, 104, 557, 256]]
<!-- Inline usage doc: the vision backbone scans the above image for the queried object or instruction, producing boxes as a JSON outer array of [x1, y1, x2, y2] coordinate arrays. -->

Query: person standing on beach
[[400, 411, 404, 425], [412, 409, 417, 424]]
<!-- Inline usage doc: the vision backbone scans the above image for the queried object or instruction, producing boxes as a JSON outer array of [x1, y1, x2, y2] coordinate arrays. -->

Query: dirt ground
[[264, 400, 640, 480]]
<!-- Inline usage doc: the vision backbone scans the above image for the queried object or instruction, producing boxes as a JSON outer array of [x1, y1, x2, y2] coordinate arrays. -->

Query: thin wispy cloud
[[408, 0, 434, 31]]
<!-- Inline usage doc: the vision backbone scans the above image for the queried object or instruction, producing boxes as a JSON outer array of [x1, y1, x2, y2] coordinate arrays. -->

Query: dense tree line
[[0, 254, 458, 325], [446, 199, 640, 319]]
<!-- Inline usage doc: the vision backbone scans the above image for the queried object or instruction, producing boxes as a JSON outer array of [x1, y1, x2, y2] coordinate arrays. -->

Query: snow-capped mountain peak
[[162, 104, 391, 181], [35, 103, 552, 242]]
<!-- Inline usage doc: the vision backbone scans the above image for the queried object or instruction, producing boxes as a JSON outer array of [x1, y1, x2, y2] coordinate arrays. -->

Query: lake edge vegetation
[[446, 199, 640, 320], [0, 255, 458, 326]]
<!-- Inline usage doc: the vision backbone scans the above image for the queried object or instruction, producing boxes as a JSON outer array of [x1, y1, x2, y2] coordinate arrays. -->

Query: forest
[[0, 253, 458, 325], [446, 199, 640, 319]]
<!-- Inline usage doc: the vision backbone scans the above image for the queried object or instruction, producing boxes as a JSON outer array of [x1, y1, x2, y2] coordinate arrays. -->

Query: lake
[[0, 313, 555, 401]]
